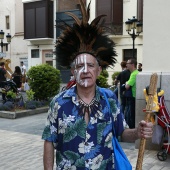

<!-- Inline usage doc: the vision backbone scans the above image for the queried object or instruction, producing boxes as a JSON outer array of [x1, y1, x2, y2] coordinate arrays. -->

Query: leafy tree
[[27, 64, 61, 100]]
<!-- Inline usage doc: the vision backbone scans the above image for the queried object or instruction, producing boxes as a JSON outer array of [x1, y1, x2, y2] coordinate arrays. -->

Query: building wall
[[135, 0, 170, 150], [0, 0, 28, 73], [108, 0, 143, 85], [143, 0, 170, 72]]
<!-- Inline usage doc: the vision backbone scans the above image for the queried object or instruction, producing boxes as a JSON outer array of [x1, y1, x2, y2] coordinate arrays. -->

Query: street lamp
[[0, 30, 11, 53], [125, 16, 143, 58]]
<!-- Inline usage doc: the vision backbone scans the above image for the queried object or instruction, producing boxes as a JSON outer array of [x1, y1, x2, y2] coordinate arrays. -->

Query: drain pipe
[[53, 0, 57, 68]]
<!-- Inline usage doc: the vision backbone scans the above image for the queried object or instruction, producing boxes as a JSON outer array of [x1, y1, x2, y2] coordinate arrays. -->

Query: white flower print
[[85, 159, 93, 168], [58, 159, 76, 170], [58, 118, 67, 134], [78, 141, 94, 154], [50, 125, 57, 134], [105, 132, 112, 148], [90, 117, 97, 124], [63, 165, 76, 170], [113, 107, 120, 122], [85, 132, 91, 142], [64, 115, 75, 124], [91, 154, 103, 169], [95, 110, 104, 119], [48, 102, 60, 124]]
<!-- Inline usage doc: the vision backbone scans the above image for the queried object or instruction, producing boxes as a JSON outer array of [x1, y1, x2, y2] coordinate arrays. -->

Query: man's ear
[[71, 68, 74, 76]]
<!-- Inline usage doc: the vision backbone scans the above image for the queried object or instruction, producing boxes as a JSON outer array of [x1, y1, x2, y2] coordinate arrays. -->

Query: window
[[45, 53, 53, 58], [6, 16, 10, 29], [96, 0, 123, 35], [31, 49, 39, 58], [56, 9, 82, 37], [123, 49, 137, 61], [24, 1, 53, 39]]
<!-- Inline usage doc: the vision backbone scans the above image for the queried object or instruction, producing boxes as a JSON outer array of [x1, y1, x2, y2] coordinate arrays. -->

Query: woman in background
[[11, 66, 22, 90]]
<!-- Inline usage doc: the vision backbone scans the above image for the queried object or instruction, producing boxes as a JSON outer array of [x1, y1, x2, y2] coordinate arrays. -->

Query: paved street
[[0, 112, 170, 170]]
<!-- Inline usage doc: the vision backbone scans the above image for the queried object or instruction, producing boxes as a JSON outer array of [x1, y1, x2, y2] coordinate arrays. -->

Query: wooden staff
[[136, 73, 158, 170]]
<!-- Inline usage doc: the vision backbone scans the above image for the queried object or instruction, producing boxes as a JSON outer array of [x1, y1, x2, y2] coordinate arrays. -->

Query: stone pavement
[[0, 113, 170, 170]]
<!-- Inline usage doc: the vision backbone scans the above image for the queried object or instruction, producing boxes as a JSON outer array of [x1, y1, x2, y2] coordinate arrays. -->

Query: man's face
[[126, 60, 133, 71], [138, 64, 142, 69], [72, 53, 101, 88]]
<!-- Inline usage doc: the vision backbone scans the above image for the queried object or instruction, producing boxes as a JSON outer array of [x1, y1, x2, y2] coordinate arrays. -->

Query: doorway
[[42, 50, 53, 66]]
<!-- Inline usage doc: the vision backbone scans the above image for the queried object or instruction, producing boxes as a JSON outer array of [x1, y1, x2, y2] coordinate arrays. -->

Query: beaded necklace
[[77, 94, 100, 123]]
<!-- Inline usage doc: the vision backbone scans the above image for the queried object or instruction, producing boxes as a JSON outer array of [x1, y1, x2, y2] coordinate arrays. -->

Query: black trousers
[[124, 97, 136, 129]]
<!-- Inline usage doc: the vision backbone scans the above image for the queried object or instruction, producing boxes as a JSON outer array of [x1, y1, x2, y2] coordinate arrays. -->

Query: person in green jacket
[[125, 58, 139, 128]]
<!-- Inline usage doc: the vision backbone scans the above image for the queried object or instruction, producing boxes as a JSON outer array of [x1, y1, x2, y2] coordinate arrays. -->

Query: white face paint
[[72, 53, 101, 88], [74, 54, 88, 87]]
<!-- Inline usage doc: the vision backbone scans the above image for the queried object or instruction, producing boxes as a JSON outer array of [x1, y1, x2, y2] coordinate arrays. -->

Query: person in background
[[112, 75, 119, 98], [11, 66, 22, 90], [65, 75, 76, 90], [0, 62, 7, 102], [20, 61, 26, 83], [42, 1, 153, 169], [125, 58, 139, 128], [138, 63, 142, 72], [116, 61, 131, 114]]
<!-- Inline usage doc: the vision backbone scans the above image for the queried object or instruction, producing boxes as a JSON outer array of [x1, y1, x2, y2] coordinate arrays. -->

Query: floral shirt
[[42, 86, 128, 170]]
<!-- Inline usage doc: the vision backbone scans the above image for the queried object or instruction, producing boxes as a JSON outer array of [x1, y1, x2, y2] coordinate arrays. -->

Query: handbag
[[100, 88, 132, 170], [121, 84, 133, 98]]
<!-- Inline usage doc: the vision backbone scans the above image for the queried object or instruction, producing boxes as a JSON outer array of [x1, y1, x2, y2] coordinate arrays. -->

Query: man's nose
[[82, 64, 88, 73]]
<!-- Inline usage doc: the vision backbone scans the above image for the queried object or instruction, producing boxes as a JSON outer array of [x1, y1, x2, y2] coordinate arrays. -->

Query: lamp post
[[125, 16, 143, 58], [0, 30, 11, 53]]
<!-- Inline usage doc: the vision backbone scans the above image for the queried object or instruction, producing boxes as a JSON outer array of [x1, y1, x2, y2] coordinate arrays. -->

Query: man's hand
[[136, 120, 153, 139], [121, 120, 153, 142]]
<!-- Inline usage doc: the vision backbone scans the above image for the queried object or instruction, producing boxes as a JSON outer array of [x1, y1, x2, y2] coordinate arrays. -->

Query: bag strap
[[100, 88, 116, 136]]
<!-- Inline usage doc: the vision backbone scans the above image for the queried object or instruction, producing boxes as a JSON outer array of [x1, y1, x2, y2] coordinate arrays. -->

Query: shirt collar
[[63, 85, 104, 101]]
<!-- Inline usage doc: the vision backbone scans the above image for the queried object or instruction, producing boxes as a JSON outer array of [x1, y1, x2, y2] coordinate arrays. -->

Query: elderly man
[[42, 1, 153, 169]]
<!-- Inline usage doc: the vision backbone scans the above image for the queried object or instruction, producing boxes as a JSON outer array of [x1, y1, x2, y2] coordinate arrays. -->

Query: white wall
[[143, 0, 170, 72], [27, 40, 54, 69]]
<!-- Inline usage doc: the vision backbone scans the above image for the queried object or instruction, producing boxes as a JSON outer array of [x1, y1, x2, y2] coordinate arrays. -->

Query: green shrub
[[26, 89, 35, 101], [100, 69, 109, 78], [111, 71, 120, 85], [96, 69, 109, 88], [6, 90, 16, 99], [27, 64, 61, 100]]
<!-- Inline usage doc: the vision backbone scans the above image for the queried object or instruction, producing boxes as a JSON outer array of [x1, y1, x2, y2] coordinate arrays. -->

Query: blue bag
[[101, 88, 132, 170]]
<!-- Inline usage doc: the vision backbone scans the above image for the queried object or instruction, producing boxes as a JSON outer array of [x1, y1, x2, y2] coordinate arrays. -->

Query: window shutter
[[112, 0, 123, 34], [96, 0, 123, 35], [96, 0, 112, 24]]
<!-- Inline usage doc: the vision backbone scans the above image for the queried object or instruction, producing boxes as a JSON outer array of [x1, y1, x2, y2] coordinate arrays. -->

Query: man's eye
[[88, 64, 94, 68], [77, 65, 83, 69]]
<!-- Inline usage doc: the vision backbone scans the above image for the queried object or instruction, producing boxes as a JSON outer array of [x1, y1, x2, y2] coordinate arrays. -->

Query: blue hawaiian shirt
[[42, 86, 128, 170]]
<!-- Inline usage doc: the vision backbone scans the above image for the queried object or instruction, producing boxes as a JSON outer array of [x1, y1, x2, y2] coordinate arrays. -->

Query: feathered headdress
[[56, 0, 117, 69]]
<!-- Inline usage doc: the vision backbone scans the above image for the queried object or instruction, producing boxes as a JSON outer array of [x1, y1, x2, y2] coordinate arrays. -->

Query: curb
[[0, 106, 49, 119]]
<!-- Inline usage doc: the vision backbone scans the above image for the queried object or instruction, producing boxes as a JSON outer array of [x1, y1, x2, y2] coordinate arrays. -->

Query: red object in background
[[65, 80, 76, 90]]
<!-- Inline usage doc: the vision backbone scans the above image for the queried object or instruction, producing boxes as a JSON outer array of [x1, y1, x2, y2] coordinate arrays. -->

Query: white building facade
[[21, 0, 143, 84], [0, 0, 28, 72]]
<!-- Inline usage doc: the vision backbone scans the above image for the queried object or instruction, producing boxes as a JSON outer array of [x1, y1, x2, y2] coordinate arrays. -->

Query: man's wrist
[[133, 128, 139, 140]]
